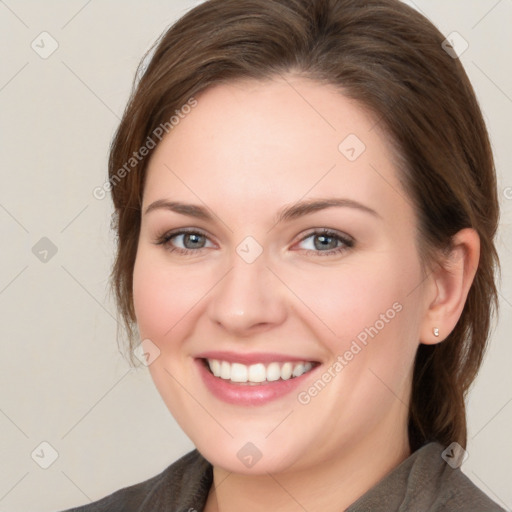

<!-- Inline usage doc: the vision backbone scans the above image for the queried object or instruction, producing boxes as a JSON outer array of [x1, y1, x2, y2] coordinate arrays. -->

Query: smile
[[205, 359, 315, 384], [195, 353, 321, 405]]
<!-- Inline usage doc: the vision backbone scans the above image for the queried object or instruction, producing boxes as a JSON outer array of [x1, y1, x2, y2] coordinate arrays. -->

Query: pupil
[[184, 233, 204, 248], [314, 235, 337, 250]]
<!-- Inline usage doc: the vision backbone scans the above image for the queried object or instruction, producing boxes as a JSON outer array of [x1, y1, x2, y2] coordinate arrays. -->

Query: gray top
[[60, 442, 504, 511]]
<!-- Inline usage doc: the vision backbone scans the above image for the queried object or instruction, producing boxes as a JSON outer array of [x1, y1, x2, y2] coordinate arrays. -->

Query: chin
[[199, 443, 301, 475], [191, 430, 313, 475]]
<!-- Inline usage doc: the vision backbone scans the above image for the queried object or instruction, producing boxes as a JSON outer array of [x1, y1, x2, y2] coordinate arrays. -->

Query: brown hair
[[108, 0, 500, 451]]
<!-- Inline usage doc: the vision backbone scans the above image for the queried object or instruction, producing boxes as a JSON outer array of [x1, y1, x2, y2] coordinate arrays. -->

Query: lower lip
[[196, 359, 317, 406]]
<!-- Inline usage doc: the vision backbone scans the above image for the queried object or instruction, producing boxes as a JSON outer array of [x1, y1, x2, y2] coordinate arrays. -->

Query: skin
[[132, 75, 479, 512]]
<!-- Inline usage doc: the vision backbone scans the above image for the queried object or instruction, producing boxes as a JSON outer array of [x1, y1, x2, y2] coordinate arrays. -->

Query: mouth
[[195, 352, 321, 405], [201, 358, 317, 385]]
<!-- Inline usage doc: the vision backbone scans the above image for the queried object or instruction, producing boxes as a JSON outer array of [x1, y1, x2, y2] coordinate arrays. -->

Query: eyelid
[[292, 228, 355, 255], [295, 227, 353, 243], [154, 227, 354, 256], [154, 227, 217, 252]]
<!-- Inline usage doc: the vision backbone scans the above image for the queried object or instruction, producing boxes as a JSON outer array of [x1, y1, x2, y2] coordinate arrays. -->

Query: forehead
[[143, 76, 412, 227]]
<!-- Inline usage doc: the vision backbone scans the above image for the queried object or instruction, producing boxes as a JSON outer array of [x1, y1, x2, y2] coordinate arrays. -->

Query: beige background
[[0, 1, 511, 510]]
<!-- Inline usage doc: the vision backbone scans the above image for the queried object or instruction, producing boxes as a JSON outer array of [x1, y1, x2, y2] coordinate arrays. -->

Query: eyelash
[[154, 228, 354, 257]]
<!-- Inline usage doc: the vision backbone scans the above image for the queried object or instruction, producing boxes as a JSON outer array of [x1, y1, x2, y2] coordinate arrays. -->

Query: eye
[[295, 229, 354, 256], [154, 228, 353, 256], [155, 228, 215, 254]]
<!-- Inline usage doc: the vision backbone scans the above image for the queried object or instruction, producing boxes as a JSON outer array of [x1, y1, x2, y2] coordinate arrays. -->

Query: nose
[[206, 255, 288, 337]]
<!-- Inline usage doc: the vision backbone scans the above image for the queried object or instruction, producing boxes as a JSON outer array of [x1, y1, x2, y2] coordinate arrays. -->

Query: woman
[[63, 0, 504, 510]]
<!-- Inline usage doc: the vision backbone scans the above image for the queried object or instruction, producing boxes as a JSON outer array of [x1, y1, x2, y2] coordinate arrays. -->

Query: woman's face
[[133, 76, 431, 474]]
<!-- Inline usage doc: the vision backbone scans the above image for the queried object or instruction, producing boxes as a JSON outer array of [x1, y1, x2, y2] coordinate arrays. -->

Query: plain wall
[[0, 1, 511, 510]]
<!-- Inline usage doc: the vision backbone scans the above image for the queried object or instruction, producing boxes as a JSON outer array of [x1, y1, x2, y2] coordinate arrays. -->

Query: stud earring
[[433, 327, 440, 337]]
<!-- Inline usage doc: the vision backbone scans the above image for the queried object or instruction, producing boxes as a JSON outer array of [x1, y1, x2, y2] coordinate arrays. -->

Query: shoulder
[[406, 442, 505, 512], [430, 444, 505, 512], [58, 450, 212, 512], [347, 442, 505, 512]]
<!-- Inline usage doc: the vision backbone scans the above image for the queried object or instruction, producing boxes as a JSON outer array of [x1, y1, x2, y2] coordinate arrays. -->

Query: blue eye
[[296, 230, 354, 255], [155, 228, 354, 257], [156, 229, 214, 254]]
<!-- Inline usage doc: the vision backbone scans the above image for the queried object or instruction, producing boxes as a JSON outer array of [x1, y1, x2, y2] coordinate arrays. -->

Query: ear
[[419, 228, 480, 345]]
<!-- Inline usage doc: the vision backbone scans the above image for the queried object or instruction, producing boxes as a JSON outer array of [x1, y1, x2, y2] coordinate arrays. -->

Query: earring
[[433, 327, 440, 337]]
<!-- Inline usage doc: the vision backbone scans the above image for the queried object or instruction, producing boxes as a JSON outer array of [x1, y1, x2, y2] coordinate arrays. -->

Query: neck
[[205, 426, 410, 512]]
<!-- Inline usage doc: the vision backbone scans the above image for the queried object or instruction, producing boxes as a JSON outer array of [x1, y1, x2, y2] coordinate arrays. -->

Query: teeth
[[210, 359, 221, 377], [206, 359, 315, 383], [292, 363, 304, 378], [281, 362, 293, 380], [220, 361, 230, 380], [248, 363, 266, 383], [230, 363, 248, 383], [266, 362, 281, 382]]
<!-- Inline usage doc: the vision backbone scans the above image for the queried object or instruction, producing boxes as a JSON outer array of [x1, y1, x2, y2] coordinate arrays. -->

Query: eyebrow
[[143, 197, 381, 223]]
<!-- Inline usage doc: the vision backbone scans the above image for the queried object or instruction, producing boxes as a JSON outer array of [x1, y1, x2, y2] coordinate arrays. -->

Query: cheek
[[132, 250, 208, 342], [284, 260, 408, 340], [283, 252, 423, 388]]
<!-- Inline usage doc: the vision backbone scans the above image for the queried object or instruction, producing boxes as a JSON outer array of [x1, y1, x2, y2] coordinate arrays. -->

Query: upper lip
[[195, 351, 320, 365]]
